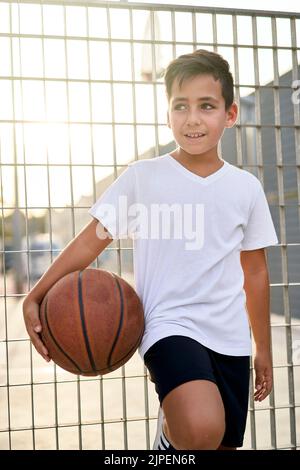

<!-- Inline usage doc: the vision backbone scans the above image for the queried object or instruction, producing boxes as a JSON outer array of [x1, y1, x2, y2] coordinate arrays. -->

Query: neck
[[171, 146, 222, 167]]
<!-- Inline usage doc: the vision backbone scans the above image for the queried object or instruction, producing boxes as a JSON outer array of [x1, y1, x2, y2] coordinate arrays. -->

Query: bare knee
[[169, 417, 225, 450], [162, 380, 226, 450]]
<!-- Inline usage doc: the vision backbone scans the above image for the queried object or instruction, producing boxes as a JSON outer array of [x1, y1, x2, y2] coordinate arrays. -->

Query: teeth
[[186, 133, 204, 138]]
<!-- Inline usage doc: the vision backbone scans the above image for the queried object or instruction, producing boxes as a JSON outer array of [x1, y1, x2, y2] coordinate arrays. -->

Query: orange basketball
[[39, 268, 144, 376]]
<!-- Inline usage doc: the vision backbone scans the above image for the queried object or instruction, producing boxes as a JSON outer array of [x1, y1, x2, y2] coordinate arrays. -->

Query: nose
[[186, 106, 201, 126]]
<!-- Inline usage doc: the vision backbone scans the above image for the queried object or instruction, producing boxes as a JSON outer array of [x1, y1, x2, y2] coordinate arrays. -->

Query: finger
[[33, 323, 42, 334], [255, 380, 267, 393], [254, 388, 264, 398], [260, 378, 272, 396], [254, 383, 271, 401], [24, 314, 40, 336], [254, 388, 266, 400], [254, 385, 264, 400], [257, 391, 268, 401], [255, 375, 264, 391], [254, 390, 265, 401], [30, 330, 50, 361], [254, 392, 266, 401], [254, 382, 267, 400], [23, 305, 48, 356]]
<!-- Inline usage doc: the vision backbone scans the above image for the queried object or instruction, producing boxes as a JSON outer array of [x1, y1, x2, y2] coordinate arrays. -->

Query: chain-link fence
[[0, 0, 299, 449]]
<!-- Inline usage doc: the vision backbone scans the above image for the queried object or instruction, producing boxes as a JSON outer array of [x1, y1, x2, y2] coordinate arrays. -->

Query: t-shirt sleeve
[[88, 164, 135, 240], [241, 181, 278, 250]]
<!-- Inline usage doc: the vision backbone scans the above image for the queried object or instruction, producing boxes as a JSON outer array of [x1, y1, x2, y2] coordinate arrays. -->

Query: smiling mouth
[[184, 133, 206, 139]]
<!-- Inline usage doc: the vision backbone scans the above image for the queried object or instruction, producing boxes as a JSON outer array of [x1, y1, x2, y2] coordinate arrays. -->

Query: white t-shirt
[[88, 154, 278, 358]]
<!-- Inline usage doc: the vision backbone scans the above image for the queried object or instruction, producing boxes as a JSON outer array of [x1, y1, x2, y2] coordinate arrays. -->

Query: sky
[[132, 0, 300, 13]]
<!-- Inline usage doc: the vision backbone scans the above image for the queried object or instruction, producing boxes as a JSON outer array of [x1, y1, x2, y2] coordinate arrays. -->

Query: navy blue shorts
[[144, 335, 250, 448]]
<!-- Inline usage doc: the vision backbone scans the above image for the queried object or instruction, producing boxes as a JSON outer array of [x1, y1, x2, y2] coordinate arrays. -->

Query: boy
[[23, 49, 278, 450]]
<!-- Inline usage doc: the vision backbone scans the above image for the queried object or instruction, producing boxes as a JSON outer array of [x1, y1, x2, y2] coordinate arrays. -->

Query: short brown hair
[[164, 49, 234, 110]]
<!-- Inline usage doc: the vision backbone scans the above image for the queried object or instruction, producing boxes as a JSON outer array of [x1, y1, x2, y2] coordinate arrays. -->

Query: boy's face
[[167, 74, 237, 160]]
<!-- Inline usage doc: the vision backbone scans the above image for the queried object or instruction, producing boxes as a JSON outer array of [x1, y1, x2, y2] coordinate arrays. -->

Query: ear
[[225, 102, 238, 128]]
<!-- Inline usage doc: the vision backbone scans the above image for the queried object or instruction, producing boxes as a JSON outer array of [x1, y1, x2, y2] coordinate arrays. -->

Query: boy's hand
[[253, 350, 273, 402], [23, 296, 51, 362]]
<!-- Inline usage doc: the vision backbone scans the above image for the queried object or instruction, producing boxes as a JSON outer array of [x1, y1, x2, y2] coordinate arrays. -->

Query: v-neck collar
[[166, 154, 230, 186]]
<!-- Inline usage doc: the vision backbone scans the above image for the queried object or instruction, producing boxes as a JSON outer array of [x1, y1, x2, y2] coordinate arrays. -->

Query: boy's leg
[[145, 336, 248, 449], [162, 379, 225, 450], [145, 336, 225, 450]]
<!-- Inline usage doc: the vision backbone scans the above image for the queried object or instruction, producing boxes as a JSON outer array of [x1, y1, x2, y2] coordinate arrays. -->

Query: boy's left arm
[[240, 248, 273, 402]]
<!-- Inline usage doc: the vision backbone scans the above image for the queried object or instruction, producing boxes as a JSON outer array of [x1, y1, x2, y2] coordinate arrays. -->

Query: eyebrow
[[172, 96, 219, 103]]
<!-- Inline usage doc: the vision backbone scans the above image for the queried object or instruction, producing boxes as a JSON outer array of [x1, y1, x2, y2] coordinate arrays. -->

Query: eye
[[174, 103, 187, 111], [201, 103, 215, 110]]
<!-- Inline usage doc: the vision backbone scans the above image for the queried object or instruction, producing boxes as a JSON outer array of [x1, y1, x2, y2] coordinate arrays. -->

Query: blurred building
[[222, 66, 300, 319]]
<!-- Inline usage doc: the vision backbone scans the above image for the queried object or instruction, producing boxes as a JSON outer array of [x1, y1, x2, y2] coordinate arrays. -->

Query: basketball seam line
[[78, 270, 97, 373], [115, 324, 144, 364], [43, 297, 83, 374], [81, 328, 144, 374], [107, 325, 144, 371], [107, 274, 124, 371]]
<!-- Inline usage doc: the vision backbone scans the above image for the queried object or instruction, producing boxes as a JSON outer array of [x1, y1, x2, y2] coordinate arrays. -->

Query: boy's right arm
[[23, 218, 113, 362]]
